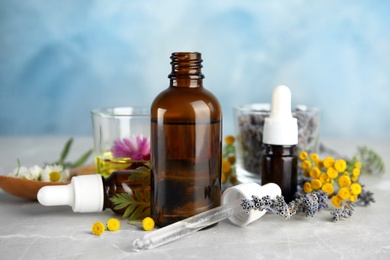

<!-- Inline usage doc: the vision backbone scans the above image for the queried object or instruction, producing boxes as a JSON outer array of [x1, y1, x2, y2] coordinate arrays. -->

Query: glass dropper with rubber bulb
[[132, 182, 281, 251]]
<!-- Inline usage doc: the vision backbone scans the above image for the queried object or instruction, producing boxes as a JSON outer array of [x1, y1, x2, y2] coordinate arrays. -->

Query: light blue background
[[1, 0, 389, 138]]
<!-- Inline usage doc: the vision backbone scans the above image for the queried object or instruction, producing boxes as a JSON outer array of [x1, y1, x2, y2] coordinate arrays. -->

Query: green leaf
[[70, 149, 93, 168], [110, 190, 151, 221], [134, 190, 143, 201], [15, 158, 21, 177], [59, 138, 73, 164], [127, 166, 151, 189], [129, 206, 144, 221], [123, 204, 136, 219], [354, 146, 385, 175]]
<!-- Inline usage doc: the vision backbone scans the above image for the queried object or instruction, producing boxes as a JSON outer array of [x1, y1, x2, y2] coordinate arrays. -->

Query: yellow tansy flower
[[316, 160, 324, 169], [331, 195, 343, 208], [142, 217, 155, 231], [352, 168, 360, 177], [224, 135, 235, 145], [227, 155, 236, 165], [299, 151, 308, 160], [338, 187, 351, 200], [338, 175, 351, 187], [326, 167, 338, 179], [92, 222, 105, 236], [303, 182, 313, 193], [107, 218, 120, 232], [301, 160, 312, 170], [230, 176, 238, 185], [321, 183, 334, 195], [311, 179, 322, 190], [309, 167, 321, 179], [323, 157, 335, 168], [351, 175, 359, 182], [309, 153, 319, 162], [221, 172, 227, 184], [222, 160, 231, 173], [350, 194, 358, 202], [354, 162, 362, 169], [319, 173, 329, 183], [350, 183, 362, 195], [303, 170, 311, 178], [334, 159, 347, 172]]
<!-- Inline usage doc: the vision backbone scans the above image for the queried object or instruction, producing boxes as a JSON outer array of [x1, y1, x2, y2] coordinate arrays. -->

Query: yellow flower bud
[[311, 179, 322, 190], [321, 183, 334, 195], [326, 167, 338, 179], [221, 172, 227, 184], [303, 182, 313, 193], [354, 162, 362, 169], [224, 135, 235, 145], [92, 222, 105, 236], [334, 159, 347, 172], [319, 173, 329, 183], [331, 195, 343, 208], [222, 160, 231, 173], [338, 187, 351, 200], [142, 217, 155, 231], [299, 151, 308, 160], [309, 153, 319, 162], [107, 218, 120, 232], [301, 160, 312, 170], [316, 160, 324, 169], [352, 168, 360, 177], [338, 175, 351, 187], [309, 167, 321, 179], [323, 157, 335, 168], [350, 183, 362, 195]]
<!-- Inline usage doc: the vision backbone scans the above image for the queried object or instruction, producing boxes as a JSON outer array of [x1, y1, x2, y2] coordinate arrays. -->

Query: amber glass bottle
[[151, 52, 222, 227], [262, 145, 297, 202]]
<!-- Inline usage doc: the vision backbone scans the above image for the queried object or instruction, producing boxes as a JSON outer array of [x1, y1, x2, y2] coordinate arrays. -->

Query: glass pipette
[[132, 182, 281, 251]]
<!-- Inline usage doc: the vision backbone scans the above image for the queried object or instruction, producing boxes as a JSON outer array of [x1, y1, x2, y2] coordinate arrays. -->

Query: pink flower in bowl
[[111, 136, 150, 160]]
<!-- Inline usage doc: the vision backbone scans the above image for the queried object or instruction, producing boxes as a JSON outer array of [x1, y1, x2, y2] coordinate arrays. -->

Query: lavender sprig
[[330, 202, 356, 222], [241, 190, 329, 220], [358, 188, 375, 206]]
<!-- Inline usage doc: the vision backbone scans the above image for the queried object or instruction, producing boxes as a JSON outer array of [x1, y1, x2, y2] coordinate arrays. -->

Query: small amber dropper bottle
[[37, 171, 150, 216], [261, 85, 298, 202]]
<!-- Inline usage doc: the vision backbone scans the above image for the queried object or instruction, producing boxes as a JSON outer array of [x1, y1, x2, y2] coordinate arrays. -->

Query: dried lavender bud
[[315, 190, 329, 210], [331, 202, 356, 222], [294, 191, 328, 217], [240, 199, 254, 213], [358, 189, 375, 206]]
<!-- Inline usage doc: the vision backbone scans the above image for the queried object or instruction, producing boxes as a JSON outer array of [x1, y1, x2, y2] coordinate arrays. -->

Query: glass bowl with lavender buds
[[234, 103, 320, 184]]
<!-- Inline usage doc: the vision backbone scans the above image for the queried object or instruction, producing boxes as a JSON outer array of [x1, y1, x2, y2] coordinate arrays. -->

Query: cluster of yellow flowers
[[299, 151, 363, 208], [91, 217, 155, 236], [221, 135, 238, 186]]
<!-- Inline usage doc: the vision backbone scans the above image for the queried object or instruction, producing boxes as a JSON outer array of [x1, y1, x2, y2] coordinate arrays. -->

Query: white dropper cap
[[37, 174, 104, 212], [263, 85, 298, 145], [221, 182, 281, 227]]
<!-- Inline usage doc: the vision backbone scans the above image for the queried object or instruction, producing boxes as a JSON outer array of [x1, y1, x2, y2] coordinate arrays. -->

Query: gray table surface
[[0, 137, 389, 260]]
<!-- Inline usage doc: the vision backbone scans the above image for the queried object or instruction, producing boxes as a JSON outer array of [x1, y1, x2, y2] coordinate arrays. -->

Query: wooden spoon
[[0, 164, 97, 201]]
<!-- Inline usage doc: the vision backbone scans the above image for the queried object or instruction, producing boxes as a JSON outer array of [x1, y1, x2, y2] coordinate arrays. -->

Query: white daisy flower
[[41, 164, 69, 182], [9, 166, 29, 178], [27, 165, 43, 180]]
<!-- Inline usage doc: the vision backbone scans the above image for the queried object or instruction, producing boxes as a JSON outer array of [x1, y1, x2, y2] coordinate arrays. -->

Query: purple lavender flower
[[111, 136, 150, 160]]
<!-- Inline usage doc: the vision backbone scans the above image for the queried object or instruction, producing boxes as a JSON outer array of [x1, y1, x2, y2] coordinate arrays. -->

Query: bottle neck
[[263, 144, 296, 157], [168, 52, 204, 88]]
